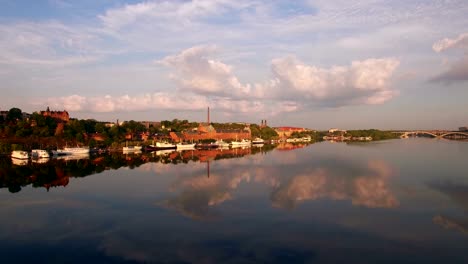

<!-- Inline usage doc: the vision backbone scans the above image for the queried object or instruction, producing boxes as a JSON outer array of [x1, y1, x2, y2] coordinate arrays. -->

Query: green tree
[[260, 126, 279, 140], [95, 123, 106, 133], [7, 108, 22, 122]]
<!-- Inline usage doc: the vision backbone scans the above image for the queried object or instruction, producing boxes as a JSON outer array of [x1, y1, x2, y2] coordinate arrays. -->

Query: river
[[0, 139, 467, 263]]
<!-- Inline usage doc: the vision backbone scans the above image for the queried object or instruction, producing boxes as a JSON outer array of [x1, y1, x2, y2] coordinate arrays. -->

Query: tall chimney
[[207, 107, 210, 124]]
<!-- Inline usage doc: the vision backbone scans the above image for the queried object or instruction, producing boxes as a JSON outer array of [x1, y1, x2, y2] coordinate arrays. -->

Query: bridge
[[396, 130, 468, 139]]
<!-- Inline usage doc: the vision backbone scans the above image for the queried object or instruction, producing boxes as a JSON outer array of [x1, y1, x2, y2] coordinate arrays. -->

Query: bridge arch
[[403, 131, 438, 138], [440, 132, 468, 138], [400, 131, 468, 139]]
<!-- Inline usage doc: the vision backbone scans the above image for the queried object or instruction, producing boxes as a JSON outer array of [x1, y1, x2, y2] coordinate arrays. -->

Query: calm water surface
[[1, 139, 467, 263]]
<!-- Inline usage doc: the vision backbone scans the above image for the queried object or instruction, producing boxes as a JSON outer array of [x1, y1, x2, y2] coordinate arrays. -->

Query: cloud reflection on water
[[162, 157, 399, 219], [271, 160, 398, 210]]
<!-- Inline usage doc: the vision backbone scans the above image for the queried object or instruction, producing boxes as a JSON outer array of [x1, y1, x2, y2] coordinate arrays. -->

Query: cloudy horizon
[[1, 0, 467, 130]]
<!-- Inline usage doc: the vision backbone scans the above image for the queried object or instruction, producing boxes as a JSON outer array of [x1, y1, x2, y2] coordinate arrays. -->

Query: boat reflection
[[0, 145, 275, 193], [11, 158, 28, 166], [55, 153, 90, 161], [32, 157, 50, 164]]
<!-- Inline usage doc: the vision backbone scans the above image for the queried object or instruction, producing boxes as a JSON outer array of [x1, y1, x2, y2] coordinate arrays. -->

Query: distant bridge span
[[397, 131, 468, 139]]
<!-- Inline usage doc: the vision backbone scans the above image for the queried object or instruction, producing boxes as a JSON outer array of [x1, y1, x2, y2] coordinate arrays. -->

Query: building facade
[[274, 127, 307, 138], [170, 123, 251, 142], [40, 107, 69, 123]]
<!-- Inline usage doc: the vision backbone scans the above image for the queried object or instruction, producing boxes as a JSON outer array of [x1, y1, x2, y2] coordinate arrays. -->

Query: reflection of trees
[[162, 159, 398, 220], [0, 146, 276, 193]]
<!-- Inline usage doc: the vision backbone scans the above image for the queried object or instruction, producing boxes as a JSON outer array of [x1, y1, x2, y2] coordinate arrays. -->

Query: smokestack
[[207, 107, 210, 124]]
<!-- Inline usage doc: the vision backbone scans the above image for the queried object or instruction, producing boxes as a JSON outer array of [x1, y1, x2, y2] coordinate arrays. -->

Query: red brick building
[[274, 126, 307, 138], [170, 123, 251, 142], [168, 107, 251, 142], [40, 107, 70, 123]]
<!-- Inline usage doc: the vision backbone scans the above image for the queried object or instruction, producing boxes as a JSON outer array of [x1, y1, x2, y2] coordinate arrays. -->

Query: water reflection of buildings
[[276, 142, 309, 151], [154, 148, 253, 164], [0, 146, 265, 193], [43, 167, 70, 191]]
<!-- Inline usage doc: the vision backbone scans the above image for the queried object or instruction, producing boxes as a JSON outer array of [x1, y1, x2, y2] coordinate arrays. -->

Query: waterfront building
[[274, 127, 307, 138], [328, 128, 347, 134], [169, 107, 251, 142], [40, 107, 69, 123]]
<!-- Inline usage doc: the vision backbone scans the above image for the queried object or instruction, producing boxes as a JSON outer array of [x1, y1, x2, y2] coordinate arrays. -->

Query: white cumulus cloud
[[38, 92, 297, 117], [159, 46, 400, 108], [268, 56, 400, 106], [158, 45, 262, 98]]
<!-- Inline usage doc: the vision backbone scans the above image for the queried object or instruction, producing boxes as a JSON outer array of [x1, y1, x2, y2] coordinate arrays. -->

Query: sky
[[0, 0, 467, 130]]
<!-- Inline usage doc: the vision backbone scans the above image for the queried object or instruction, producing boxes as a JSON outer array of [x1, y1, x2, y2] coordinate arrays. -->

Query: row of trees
[[249, 124, 279, 140], [0, 108, 282, 152], [345, 129, 400, 140], [0, 108, 157, 151]]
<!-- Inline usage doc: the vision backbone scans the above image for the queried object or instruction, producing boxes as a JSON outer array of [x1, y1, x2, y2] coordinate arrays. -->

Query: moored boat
[[214, 139, 230, 148], [231, 139, 251, 146], [176, 143, 196, 150], [11, 150, 29, 160], [148, 142, 176, 150], [123, 146, 142, 152], [252, 137, 264, 144], [123, 143, 142, 152], [31, 149, 50, 158], [55, 147, 90, 155]]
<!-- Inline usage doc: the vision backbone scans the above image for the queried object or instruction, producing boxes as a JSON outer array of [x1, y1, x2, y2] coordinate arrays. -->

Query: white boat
[[231, 139, 251, 146], [11, 150, 29, 160], [54, 146, 90, 156], [214, 139, 230, 148], [252, 137, 265, 144], [155, 142, 176, 149], [231, 144, 250, 149], [176, 143, 196, 150], [31, 149, 50, 158], [123, 144, 142, 152], [123, 149, 142, 154]]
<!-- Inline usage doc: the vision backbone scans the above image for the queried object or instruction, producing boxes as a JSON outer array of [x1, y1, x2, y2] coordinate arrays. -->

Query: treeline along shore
[[0, 107, 400, 155]]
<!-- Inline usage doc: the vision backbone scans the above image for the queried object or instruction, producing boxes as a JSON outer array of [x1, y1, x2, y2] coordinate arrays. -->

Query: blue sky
[[0, 0, 467, 129]]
